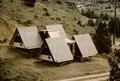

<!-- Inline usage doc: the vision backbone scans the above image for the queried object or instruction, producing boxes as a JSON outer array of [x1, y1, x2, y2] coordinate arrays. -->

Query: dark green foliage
[[108, 18, 114, 34], [43, 8, 47, 12], [24, 20, 33, 26], [34, 14, 38, 19], [77, 20, 81, 26], [96, 18, 102, 25], [0, 58, 40, 81], [73, 29, 79, 34], [0, 58, 16, 81], [0, 38, 7, 43], [42, 0, 48, 2], [43, 11, 50, 16], [108, 17, 120, 38], [81, 9, 85, 16], [24, 0, 36, 7], [81, 9, 98, 19], [56, 1, 62, 5], [88, 19, 96, 26], [43, 7, 50, 16], [99, 13, 109, 21], [93, 21, 112, 54], [109, 51, 120, 81], [104, 13, 109, 21], [56, 17, 61, 21]]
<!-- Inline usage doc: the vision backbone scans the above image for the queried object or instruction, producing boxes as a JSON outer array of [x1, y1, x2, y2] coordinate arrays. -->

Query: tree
[[108, 18, 114, 34], [109, 50, 120, 81], [93, 21, 112, 54], [81, 9, 85, 16], [103, 13, 109, 21], [82, 9, 98, 19], [24, 0, 36, 7], [88, 19, 96, 26], [99, 12, 104, 20], [108, 17, 120, 38]]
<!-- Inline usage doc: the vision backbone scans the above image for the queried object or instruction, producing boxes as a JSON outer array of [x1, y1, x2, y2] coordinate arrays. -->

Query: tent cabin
[[46, 24, 67, 38], [74, 34, 98, 58], [46, 24, 75, 54], [9, 26, 43, 49], [39, 38, 73, 63], [46, 24, 75, 43], [39, 24, 75, 55]]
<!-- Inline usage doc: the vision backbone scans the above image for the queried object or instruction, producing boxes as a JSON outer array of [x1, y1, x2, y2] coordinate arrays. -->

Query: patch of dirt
[[0, 47, 110, 81]]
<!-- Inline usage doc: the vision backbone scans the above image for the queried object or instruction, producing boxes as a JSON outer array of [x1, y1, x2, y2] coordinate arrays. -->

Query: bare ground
[[0, 46, 110, 81]]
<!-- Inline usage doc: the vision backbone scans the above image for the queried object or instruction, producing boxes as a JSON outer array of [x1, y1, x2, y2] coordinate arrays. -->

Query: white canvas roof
[[17, 26, 43, 49], [46, 24, 75, 44], [48, 31, 60, 38], [46, 38, 73, 63], [74, 34, 98, 57], [46, 24, 67, 38]]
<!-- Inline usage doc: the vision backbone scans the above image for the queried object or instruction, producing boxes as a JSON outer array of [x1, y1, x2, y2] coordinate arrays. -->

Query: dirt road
[[57, 72, 109, 81]]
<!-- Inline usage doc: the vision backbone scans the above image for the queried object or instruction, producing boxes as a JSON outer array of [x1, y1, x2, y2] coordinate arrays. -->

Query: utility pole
[[113, 0, 117, 45]]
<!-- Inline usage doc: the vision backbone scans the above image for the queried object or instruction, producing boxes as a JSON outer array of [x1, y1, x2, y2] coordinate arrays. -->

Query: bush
[[56, 17, 61, 21], [73, 29, 79, 34], [88, 19, 96, 26], [77, 20, 82, 26], [108, 17, 120, 38], [99, 13, 109, 21], [43, 11, 50, 16], [109, 51, 120, 81], [43, 8, 47, 11], [42, 0, 48, 3], [34, 14, 38, 19], [24, 20, 33, 26], [24, 0, 36, 7], [0, 58, 16, 81], [81, 9, 98, 19], [93, 21, 112, 54], [56, 1, 62, 5]]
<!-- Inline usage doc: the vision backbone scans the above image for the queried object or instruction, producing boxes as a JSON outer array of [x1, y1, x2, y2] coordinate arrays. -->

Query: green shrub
[[24, 0, 36, 7], [109, 51, 120, 81], [43, 8, 47, 11], [77, 20, 82, 26], [56, 1, 62, 5], [93, 21, 112, 54], [88, 19, 96, 26], [73, 29, 79, 34], [24, 20, 33, 26], [42, 0, 48, 2], [43, 11, 50, 16]]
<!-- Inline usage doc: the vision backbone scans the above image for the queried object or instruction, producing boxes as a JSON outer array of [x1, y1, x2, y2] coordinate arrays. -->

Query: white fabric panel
[[18, 26, 43, 49], [48, 31, 60, 38], [46, 24, 67, 38], [46, 38, 73, 63], [65, 38, 75, 44], [74, 34, 98, 57]]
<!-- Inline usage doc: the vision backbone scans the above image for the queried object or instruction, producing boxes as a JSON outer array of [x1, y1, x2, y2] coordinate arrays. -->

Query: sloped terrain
[[0, 47, 110, 81], [0, 0, 110, 81], [0, 0, 94, 40]]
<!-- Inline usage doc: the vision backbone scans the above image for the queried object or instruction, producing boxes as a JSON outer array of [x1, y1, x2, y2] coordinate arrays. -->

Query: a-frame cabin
[[9, 26, 43, 49], [39, 38, 73, 63], [74, 34, 98, 58]]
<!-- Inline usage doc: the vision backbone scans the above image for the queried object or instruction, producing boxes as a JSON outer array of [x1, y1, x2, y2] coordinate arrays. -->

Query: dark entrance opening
[[24, 0, 36, 7]]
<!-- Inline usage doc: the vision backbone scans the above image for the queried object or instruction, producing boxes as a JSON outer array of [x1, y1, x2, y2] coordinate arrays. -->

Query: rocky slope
[[0, 0, 94, 41]]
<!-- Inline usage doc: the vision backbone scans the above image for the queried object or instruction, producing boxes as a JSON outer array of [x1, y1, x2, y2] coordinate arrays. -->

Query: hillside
[[0, 0, 110, 81], [0, 0, 94, 41]]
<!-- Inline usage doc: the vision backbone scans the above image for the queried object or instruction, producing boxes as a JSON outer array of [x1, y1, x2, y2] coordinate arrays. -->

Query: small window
[[48, 56, 51, 59], [20, 43, 22, 46]]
